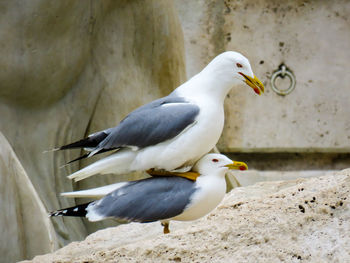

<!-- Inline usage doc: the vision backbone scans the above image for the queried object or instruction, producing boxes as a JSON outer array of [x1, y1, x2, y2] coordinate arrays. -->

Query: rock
[[0, 132, 58, 262], [25, 169, 350, 262]]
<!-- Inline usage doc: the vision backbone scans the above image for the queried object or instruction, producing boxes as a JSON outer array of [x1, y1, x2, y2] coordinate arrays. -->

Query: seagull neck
[[194, 167, 227, 178], [175, 72, 233, 103]]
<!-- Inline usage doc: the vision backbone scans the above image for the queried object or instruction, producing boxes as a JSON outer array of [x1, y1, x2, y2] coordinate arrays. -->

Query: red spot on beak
[[239, 166, 247, 171], [254, 87, 260, 95]]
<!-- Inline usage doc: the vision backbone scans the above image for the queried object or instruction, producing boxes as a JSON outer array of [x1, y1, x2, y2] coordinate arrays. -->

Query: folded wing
[[59, 96, 200, 162]]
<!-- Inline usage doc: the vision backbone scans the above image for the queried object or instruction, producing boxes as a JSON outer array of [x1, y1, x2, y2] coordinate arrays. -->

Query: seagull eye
[[236, 63, 243, 68], [212, 159, 219, 163]]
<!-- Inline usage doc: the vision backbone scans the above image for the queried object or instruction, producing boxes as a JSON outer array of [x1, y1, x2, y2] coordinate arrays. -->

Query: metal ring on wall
[[270, 65, 296, 96]]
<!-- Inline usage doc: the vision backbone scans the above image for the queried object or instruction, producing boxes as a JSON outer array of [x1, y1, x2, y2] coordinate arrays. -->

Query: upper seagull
[[57, 51, 264, 181]]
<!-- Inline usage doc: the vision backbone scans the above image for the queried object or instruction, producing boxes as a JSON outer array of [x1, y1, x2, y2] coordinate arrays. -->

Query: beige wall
[[175, 0, 350, 153]]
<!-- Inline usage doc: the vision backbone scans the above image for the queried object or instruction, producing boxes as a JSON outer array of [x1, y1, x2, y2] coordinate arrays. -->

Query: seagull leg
[[173, 171, 200, 181], [161, 222, 170, 234], [146, 169, 200, 181]]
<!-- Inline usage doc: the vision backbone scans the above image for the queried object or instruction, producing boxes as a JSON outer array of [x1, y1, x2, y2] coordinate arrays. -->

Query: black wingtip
[[49, 202, 92, 218], [66, 153, 91, 165], [61, 148, 117, 167], [59, 138, 91, 150], [59, 132, 110, 151]]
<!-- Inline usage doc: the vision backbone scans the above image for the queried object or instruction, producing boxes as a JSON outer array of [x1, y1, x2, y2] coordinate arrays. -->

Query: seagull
[[50, 153, 248, 234], [56, 51, 263, 182]]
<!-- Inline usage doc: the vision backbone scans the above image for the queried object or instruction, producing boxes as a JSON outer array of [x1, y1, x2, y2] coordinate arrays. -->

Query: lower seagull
[[50, 154, 247, 234]]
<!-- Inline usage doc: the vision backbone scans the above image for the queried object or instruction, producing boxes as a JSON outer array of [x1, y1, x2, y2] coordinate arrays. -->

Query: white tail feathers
[[67, 150, 136, 182], [61, 182, 128, 198], [86, 205, 106, 222]]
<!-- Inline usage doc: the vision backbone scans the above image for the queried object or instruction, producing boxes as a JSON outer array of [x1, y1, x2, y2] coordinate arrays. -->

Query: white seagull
[[50, 154, 248, 234], [57, 51, 263, 182]]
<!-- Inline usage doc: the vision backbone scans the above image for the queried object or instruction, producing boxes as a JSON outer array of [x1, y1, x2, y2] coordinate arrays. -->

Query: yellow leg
[[146, 169, 200, 181], [174, 171, 200, 181], [162, 222, 170, 234]]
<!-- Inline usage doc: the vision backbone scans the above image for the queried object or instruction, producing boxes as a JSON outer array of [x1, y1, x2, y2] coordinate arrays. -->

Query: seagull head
[[202, 51, 265, 95], [193, 153, 248, 176]]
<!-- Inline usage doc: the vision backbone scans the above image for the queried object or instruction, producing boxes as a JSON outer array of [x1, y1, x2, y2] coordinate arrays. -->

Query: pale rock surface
[[26, 169, 350, 263], [229, 169, 338, 187], [0, 132, 58, 262]]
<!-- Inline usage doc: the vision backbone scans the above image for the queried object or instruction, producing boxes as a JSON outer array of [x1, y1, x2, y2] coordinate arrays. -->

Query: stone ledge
[[25, 169, 350, 263]]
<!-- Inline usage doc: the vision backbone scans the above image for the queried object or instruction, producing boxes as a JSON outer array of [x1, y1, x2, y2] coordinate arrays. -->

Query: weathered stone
[[175, 0, 350, 152], [25, 169, 350, 262]]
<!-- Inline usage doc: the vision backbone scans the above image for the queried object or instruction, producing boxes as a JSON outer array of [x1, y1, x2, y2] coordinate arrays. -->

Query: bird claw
[[161, 222, 170, 234], [174, 171, 200, 181], [146, 169, 200, 181]]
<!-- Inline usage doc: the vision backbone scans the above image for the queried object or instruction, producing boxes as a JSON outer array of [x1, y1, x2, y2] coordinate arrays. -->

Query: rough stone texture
[[0, 132, 58, 262], [26, 169, 350, 263], [175, 0, 350, 152], [227, 169, 338, 188]]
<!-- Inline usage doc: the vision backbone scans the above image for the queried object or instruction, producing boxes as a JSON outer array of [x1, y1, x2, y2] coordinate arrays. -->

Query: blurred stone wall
[[0, 0, 185, 261], [0, 132, 58, 262]]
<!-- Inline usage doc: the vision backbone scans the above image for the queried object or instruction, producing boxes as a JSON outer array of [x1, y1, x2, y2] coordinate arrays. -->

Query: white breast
[[131, 95, 225, 171], [170, 174, 226, 221]]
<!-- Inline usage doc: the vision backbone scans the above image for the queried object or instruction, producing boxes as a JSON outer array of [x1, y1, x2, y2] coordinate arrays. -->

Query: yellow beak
[[225, 161, 248, 171], [239, 73, 265, 95]]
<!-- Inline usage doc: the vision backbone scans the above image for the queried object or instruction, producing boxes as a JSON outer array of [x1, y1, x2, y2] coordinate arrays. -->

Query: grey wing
[[94, 96, 200, 152], [87, 177, 197, 222]]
